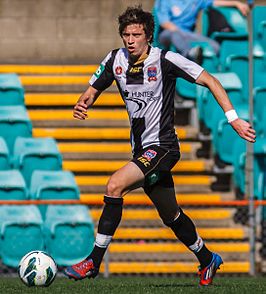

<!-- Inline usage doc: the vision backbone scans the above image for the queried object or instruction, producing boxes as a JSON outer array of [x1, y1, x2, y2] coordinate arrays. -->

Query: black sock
[[167, 208, 213, 267], [194, 245, 213, 268], [87, 196, 123, 268], [88, 245, 106, 268]]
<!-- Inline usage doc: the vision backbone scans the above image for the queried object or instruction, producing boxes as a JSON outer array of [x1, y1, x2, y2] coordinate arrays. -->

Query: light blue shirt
[[155, 0, 214, 31]]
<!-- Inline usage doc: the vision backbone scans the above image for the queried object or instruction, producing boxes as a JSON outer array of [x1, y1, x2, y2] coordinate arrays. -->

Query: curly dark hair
[[118, 5, 154, 43]]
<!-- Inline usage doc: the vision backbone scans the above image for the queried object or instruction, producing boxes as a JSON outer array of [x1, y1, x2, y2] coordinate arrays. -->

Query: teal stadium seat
[[253, 6, 266, 50], [152, 7, 167, 50], [12, 137, 62, 186], [0, 73, 24, 105], [0, 170, 28, 200], [43, 205, 94, 266], [0, 106, 32, 153], [221, 40, 265, 98], [0, 205, 44, 267], [256, 105, 266, 141], [202, 7, 247, 41], [219, 40, 248, 69], [196, 86, 209, 122], [198, 72, 243, 134], [253, 87, 266, 122], [30, 170, 80, 218], [0, 137, 10, 170], [212, 107, 248, 165], [233, 138, 266, 199]]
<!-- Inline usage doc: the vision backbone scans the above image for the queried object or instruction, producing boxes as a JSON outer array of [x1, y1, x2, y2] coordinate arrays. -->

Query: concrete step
[[25, 92, 123, 107], [75, 175, 215, 193], [0, 64, 97, 74], [98, 261, 249, 274], [108, 242, 249, 262], [33, 126, 197, 141], [20, 75, 117, 92], [112, 227, 246, 240], [20, 75, 91, 85], [58, 142, 201, 160], [30, 109, 129, 127], [90, 208, 235, 227], [63, 159, 211, 174], [80, 192, 235, 205]]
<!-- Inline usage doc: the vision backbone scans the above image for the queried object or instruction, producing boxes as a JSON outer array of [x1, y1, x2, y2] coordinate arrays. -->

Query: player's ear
[[147, 35, 152, 43]]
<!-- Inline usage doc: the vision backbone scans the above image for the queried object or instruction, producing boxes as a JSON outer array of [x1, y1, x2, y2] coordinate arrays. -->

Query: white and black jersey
[[89, 46, 204, 155]]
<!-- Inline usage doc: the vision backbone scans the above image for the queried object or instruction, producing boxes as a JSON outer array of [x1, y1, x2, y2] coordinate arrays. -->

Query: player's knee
[[162, 206, 181, 226], [106, 177, 124, 197]]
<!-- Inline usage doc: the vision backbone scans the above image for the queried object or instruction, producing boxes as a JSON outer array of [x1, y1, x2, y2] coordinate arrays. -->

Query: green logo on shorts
[[94, 64, 105, 78], [147, 172, 160, 185]]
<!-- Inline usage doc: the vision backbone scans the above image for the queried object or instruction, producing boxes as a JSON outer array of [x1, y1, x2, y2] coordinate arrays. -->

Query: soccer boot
[[64, 258, 99, 280], [198, 253, 223, 286]]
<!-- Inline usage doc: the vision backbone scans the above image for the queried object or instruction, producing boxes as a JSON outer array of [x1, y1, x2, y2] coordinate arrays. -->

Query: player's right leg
[[64, 161, 144, 280]]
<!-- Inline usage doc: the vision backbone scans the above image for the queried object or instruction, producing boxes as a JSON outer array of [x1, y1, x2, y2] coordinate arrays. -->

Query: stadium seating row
[[0, 205, 94, 267], [0, 72, 96, 268]]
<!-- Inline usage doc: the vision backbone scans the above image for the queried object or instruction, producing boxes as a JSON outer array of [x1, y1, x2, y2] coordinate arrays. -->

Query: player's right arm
[[73, 50, 116, 120], [73, 86, 101, 120]]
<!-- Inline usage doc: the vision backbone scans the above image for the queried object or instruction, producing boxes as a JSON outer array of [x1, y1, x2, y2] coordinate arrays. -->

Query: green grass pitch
[[1, 276, 266, 294]]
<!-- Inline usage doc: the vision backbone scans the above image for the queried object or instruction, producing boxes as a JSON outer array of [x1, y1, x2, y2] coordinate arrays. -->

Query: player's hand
[[230, 118, 256, 143], [73, 101, 88, 120], [236, 2, 250, 16]]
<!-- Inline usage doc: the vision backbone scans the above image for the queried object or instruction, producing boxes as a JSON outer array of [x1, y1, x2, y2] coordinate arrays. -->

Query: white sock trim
[[173, 210, 181, 221], [95, 233, 112, 248], [189, 234, 204, 253]]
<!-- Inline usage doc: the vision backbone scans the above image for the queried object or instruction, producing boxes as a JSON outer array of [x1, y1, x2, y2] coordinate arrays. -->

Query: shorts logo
[[147, 67, 157, 82], [94, 64, 105, 78], [115, 66, 122, 75], [143, 149, 157, 161], [137, 156, 150, 167]]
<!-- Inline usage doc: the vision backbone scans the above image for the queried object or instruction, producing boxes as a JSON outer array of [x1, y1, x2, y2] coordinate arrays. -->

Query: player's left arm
[[196, 70, 256, 143]]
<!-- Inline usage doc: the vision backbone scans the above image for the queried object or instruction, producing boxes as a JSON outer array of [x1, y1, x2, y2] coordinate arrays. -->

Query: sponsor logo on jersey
[[142, 149, 157, 161], [147, 67, 157, 82], [130, 66, 142, 73], [94, 64, 105, 78], [123, 90, 147, 113], [123, 90, 160, 113], [115, 66, 122, 75]]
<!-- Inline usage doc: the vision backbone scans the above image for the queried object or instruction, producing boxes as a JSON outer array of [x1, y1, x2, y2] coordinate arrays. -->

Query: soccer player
[[64, 6, 255, 286]]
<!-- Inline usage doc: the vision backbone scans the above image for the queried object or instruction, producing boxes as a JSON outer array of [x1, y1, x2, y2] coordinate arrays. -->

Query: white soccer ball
[[18, 251, 57, 287]]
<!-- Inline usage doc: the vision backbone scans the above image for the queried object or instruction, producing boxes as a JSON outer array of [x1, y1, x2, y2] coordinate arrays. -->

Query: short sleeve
[[89, 51, 116, 91], [164, 51, 204, 82]]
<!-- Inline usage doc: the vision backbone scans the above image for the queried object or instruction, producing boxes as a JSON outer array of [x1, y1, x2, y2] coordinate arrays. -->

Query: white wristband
[[225, 109, 238, 123]]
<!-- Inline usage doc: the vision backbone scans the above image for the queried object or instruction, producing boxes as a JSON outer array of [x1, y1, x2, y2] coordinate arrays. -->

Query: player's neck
[[129, 45, 151, 65]]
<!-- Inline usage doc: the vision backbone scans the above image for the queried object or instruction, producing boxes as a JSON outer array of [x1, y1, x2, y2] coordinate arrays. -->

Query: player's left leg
[[64, 161, 144, 280], [144, 172, 223, 286]]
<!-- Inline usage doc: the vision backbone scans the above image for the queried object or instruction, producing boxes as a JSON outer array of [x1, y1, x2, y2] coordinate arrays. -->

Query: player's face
[[122, 24, 150, 58]]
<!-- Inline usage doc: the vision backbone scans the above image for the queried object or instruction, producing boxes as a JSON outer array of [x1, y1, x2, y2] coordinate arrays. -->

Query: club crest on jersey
[[143, 149, 157, 161], [115, 66, 122, 75], [147, 67, 157, 82]]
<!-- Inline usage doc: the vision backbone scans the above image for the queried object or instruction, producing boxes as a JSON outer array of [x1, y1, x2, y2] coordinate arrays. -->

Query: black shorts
[[132, 145, 180, 185]]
